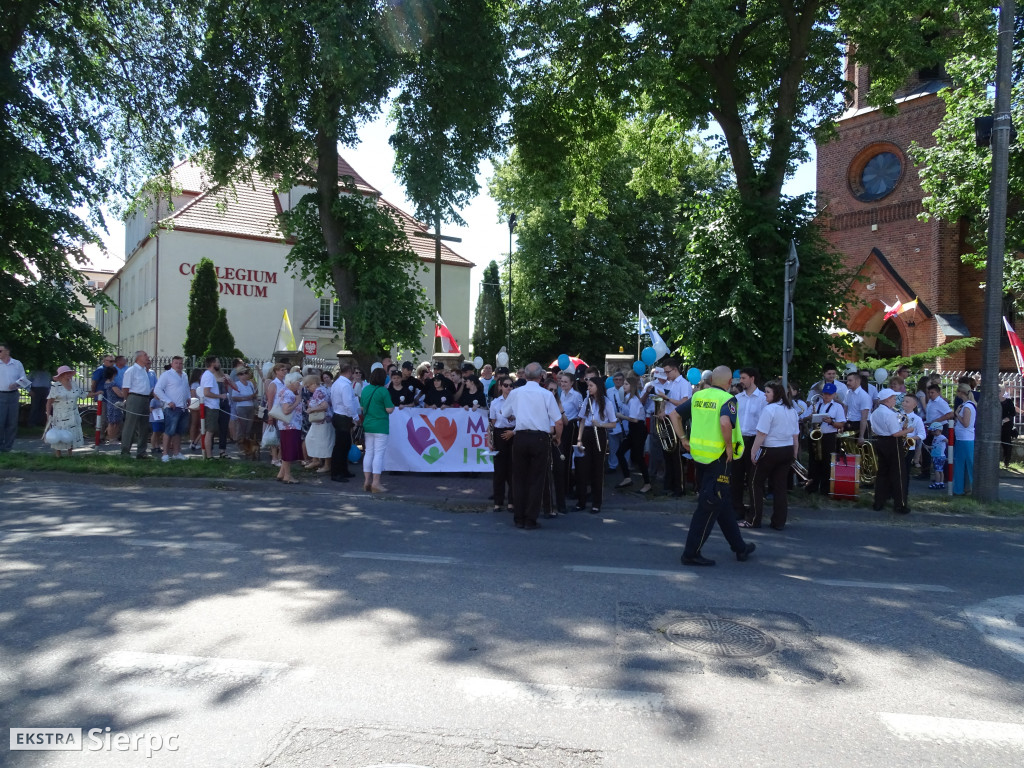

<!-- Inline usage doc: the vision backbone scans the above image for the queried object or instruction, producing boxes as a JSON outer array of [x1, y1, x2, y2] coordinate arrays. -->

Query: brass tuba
[[839, 430, 877, 484], [651, 394, 679, 452]]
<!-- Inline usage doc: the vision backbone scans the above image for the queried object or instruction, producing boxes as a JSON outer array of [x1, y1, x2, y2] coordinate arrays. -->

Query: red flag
[[883, 299, 902, 320], [1005, 316, 1024, 375], [435, 313, 461, 354]]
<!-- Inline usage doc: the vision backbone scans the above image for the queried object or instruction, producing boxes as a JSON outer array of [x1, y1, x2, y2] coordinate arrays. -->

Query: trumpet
[[650, 394, 679, 452]]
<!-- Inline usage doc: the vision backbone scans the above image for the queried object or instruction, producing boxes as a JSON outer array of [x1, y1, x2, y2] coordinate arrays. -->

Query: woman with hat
[[45, 366, 86, 457]]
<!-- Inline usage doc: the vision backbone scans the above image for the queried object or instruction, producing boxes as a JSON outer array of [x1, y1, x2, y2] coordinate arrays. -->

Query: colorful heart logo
[[422, 414, 458, 452]]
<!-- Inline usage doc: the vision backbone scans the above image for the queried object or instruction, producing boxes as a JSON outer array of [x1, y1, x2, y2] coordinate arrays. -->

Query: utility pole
[[414, 211, 462, 353], [975, 0, 1014, 503], [781, 240, 799, 389], [507, 213, 517, 357]]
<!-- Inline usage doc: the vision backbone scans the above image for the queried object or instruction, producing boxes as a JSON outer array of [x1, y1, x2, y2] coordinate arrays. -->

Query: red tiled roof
[[159, 155, 474, 268]]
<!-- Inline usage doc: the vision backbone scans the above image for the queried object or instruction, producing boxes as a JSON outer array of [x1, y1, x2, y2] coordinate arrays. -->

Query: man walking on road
[[671, 365, 755, 566], [502, 362, 563, 530]]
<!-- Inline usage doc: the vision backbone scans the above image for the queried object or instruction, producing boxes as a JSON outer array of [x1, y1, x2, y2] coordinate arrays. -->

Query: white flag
[[638, 308, 670, 360]]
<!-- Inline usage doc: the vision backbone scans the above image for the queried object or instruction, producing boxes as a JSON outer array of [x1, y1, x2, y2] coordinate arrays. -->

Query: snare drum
[[830, 453, 860, 500]]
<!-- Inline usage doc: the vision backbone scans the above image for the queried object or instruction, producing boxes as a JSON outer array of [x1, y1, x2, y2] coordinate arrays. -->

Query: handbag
[[308, 410, 326, 424], [261, 424, 280, 448], [268, 402, 288, 422]]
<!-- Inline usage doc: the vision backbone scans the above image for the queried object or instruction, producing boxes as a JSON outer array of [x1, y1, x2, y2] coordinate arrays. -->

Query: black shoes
[[524, 521, 541, 530], [736, 543, 756, 562], [681, 554, 716, 567], [331, 476, 349, 482]]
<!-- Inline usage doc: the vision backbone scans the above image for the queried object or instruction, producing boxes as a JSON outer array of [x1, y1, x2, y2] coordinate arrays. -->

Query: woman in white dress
[[301, 374, 335, 473], [45, 366, 85, 457]]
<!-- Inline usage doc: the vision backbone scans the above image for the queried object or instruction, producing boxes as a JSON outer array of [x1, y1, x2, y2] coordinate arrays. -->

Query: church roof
[[158, 157, 473, 267]]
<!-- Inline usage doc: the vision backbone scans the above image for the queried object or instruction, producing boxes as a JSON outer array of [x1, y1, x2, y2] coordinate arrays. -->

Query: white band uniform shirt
[[121, 363, 153, 397], [330, 375, 360, 420], [754, 403, 800, 448], [154, 369, 190, 409], [869, 404, 902, 437], [580, 397, 617, 427], [814, 400, 846, 433], [623, 394, 645, 422], [502, 381, 561, 432], [489, 395, 514, 429], [199, 370, 220, 409], [954, 401, 977, 441], [668, 377, 693, 404], [845, 387, 871, 422], [560, 388, 583, 422], [735, 387, 767, 437]]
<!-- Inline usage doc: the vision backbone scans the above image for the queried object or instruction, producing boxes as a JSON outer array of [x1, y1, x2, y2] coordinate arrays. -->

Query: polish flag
[[898, 298, 918, 315], [883, 299, 902, 320], [435, 313, 461, 354], [1005, 316, 1024, 375]]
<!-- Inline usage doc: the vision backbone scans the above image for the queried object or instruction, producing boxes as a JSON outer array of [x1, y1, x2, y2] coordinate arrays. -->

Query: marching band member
[[574, 376, 617, 515], [661, 361, 692, 497], [805, 382, 846, 495], [746, 380, 800, 530], [488, 376, 515, 512], [808, 364, 848, 407], [641, 367, 670, 481], [845, 371, 871, 444], [557, 372, 583, 500], [730, 368, 766, 518], [902, 394, 926, 487], [869, 388, 913, 514], [615, 375, 652, 493]]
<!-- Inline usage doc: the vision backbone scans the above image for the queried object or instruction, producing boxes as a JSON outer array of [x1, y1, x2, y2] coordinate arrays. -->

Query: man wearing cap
[[502, 362, 563, 530], [330, 362, 359, 482], [120, 350, 154, 459], [869, 388, 914, 514], [805, 382, 846, 494], [670, 365, 755, 566]]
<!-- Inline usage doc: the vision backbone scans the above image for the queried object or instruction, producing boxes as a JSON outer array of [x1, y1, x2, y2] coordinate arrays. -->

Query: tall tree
[[471, 261, 507, 366], [914, 8, 1024, 311], [0, 0, 191, 365], [184, 0, 509, 367], [203, 308, 244, 360], [184, 258, 219, 358]]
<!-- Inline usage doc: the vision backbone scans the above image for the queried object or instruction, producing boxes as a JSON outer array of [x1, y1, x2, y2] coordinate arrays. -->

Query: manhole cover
[[664, 617, 776, 658]]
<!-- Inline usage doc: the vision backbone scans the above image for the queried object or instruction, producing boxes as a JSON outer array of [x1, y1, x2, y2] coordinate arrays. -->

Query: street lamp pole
[[508, 213, 516, 359]]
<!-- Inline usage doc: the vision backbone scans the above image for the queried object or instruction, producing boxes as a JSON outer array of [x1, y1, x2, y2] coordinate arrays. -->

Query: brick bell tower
[[816, 53, 990, 370]]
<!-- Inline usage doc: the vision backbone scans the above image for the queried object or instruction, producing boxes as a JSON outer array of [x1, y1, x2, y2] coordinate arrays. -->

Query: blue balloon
[[557, 353, 571, 370], [687, 367, 701, 385], [733, 369, 741, 380], [632, 361, 647, 375], [348, 444, 363, 464], [640, 347, 657, 365], [605, 376, 615, 389]]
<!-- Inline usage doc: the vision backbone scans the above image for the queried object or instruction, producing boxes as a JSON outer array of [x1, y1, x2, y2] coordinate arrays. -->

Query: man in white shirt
[[119, 350, 155, 459], [606, 370, 626, 472], [660, 361, 692, 496], [809, 364, 849, 407], [330, 362, 359, 482], [845, 372, 871, 444], [154, 355, 191, 461], [502, 362, 563, 530], [199, 355, 228, 459], [0, 342, 27, 453], [869, 388, 913, 514], [642, 367, 670, 480], [731, 367, 766, 517]]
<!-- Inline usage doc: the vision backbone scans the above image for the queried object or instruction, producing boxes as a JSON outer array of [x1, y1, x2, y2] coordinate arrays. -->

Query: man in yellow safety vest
[[670, 365, 756, 566]]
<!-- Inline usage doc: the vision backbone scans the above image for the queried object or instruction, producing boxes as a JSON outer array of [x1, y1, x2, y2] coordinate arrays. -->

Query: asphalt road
[[1, 476, 1023, 767]]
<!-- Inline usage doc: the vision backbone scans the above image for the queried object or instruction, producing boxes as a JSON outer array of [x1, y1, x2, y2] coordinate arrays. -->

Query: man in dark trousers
[[329, 362, 358, 482], [502, 362, 563, 530], [670, 365, 755, 566]]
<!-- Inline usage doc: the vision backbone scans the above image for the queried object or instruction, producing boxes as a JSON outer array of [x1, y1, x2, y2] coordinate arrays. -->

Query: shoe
[[681, 554, 716, 567], [670, 491, 684, 498], [736, 543, 756, 562], [557, 507, 567, 515], [524, 521, 541, 530], [136, 454, 150, 460], [872, 504, 884, 511], [895, 507, 910, 515], [161, 454, 170, 463], [738, 520, 754, 528], [543, 512, 556, 519], [574, 505, 586, 512], [617, 478, 633, 488], [331, 476, 349, 483], [589, 507, 600, 515], [769, 524, 784, 531], [639, 484, 652, 494], [514, 521, 525, 529], [493, 505, 501, 512], [281, 479, 299, 485], [272, 459, 282, 467]]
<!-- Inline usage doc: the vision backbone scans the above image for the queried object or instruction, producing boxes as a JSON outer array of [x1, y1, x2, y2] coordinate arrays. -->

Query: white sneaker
[[173, 453, 188, 460], [161, 454, 170, 463]]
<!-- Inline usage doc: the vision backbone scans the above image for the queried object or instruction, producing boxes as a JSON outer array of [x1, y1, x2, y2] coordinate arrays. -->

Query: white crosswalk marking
[[879, 713, 1024, 746], [97, 651, 288, 683], [342, 551, 458, 564], [964, 595, 1024, 667], [564, 565, 696, 579], [783, 575, 954, 592], [459, 676, 666, 713]]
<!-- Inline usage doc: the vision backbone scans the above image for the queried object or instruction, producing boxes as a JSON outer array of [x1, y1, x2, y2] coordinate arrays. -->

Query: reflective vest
[[689, 387, 744, 464]]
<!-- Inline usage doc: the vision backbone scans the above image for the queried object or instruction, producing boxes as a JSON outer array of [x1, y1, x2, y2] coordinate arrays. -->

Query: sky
[[89, 112, 818, 327]]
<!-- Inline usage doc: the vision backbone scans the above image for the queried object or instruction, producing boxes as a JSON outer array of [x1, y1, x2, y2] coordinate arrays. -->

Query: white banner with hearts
[[384, 407, 495, 472]]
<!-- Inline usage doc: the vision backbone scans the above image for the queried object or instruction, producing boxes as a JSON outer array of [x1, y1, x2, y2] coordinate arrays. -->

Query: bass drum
[[830, 453, 860, 500]]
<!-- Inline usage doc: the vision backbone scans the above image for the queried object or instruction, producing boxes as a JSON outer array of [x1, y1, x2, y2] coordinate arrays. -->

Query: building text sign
[[178, 262, 277, 298], [384, 408, 494, 472]]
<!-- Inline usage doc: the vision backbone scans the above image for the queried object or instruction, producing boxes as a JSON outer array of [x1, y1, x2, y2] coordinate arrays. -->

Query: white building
[[99, 156, 473, 359]]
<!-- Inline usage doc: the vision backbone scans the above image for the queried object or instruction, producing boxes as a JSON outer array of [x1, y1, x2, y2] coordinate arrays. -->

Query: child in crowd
[[929, 422, 948, 489], [149, 396, 165, 455]]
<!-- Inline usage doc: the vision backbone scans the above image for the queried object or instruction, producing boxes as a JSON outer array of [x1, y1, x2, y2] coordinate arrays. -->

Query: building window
[[848, 142, 905, 203], [319, 296, 341, 328]]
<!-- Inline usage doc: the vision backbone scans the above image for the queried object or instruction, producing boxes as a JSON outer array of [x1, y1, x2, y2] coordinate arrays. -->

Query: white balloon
[[874, 368, 888, 384], [495, 346, 509, 368], [473, 356, 483, 369]]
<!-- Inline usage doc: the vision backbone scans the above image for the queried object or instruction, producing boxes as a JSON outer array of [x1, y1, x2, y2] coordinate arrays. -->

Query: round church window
[[848, 143, 905, 202]]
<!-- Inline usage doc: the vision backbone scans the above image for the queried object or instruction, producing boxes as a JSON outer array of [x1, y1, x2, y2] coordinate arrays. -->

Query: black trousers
[[331, 414, 354, 478], [512, 431, 551, 525], [807, 432, 838, 494], [549, 438, 567, 512], [491, 431, 514, 507], [730, 434, 757, 514], [751, 445, 794, 528], [873, 436, 907, 513], [575, 426, 608, 509], [558, 420, 579, 498], [684, 455, 747, 559], [617, 421, 650, 483]]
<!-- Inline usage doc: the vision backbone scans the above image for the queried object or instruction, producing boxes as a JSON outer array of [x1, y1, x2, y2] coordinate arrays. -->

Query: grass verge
[[0, 451, 278, 481]]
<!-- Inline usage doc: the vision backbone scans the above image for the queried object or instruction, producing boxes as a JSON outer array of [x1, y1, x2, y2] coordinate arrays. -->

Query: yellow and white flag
[[274, 309, 297, 352]]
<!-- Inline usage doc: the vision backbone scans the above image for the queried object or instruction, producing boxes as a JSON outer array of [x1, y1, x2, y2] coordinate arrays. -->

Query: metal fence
[[921, 370, 1023, 430]]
